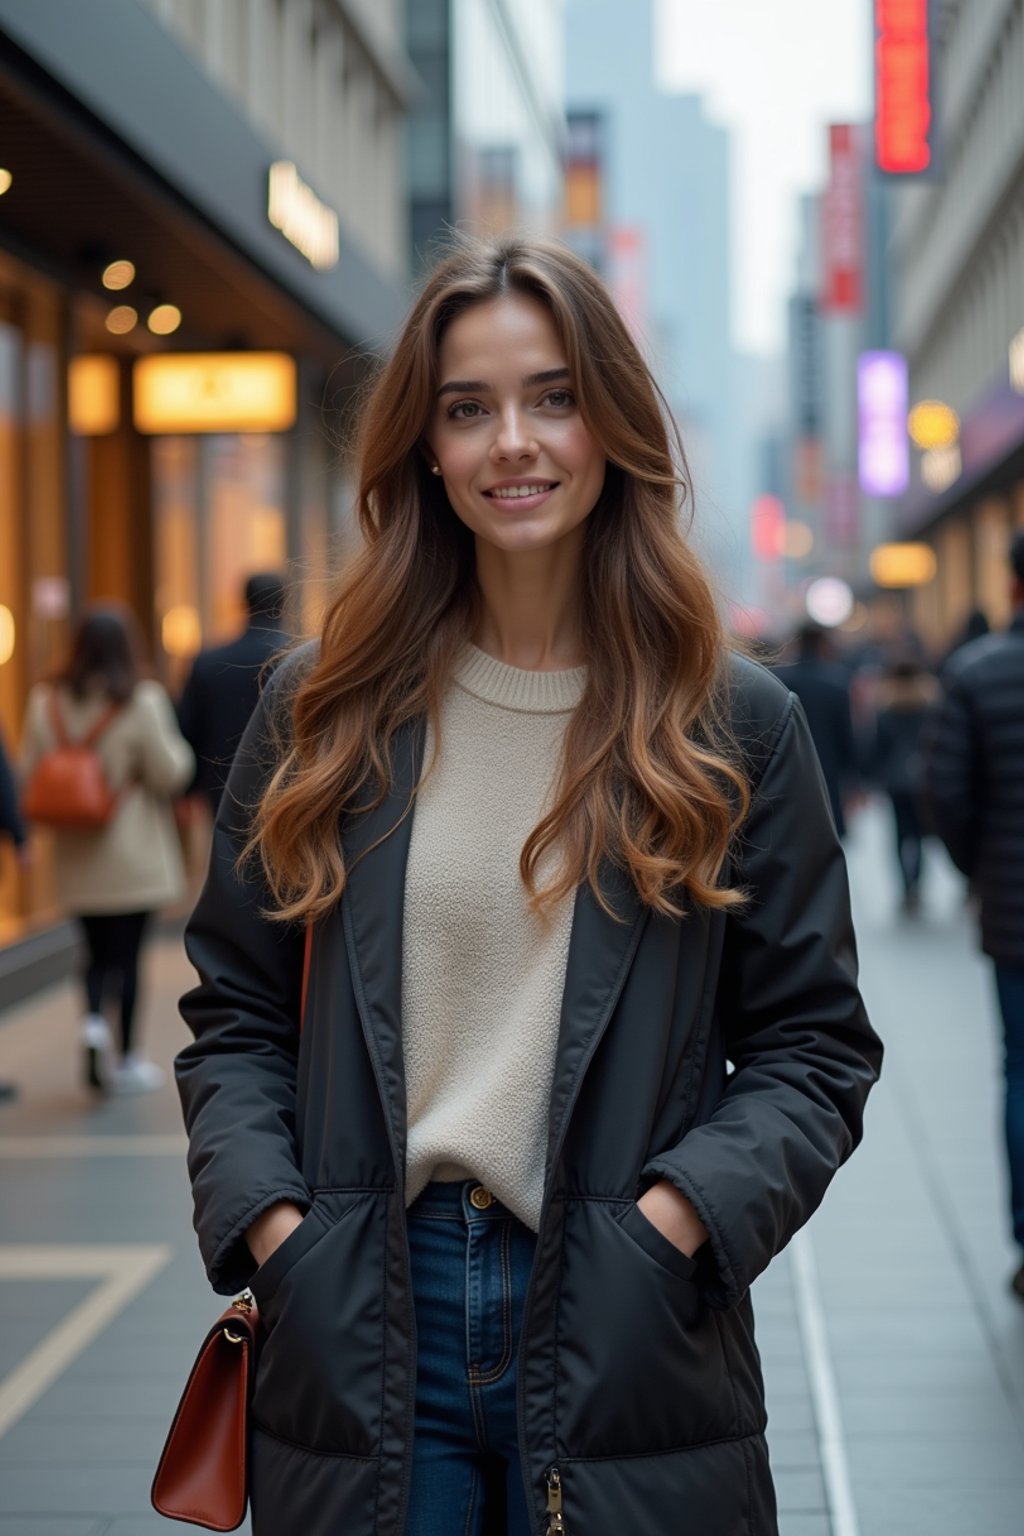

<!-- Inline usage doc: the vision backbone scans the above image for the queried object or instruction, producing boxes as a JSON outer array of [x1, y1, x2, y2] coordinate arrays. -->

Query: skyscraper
[[565, 0, 748, 595]]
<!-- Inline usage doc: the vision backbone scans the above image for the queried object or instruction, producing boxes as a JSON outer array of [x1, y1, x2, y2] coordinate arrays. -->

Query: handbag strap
[[49, 690, 121, 750]]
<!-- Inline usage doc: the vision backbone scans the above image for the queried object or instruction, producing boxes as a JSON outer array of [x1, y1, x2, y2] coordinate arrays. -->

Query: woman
[[22, 606, 193, 1093], [177, 236, 881, 1536], [873, 655, 937, 914]]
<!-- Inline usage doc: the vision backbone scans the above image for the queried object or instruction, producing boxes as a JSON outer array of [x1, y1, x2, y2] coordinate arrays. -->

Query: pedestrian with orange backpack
[[21, 605, 193, 1094]]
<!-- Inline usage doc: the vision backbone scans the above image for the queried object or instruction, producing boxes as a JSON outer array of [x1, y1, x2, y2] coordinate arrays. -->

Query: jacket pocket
[[555, 1199, 748, 1459], [616, 1202, 698, 1283], [251, 1190, 387, 1458], [249, 1203, 329, 1310]]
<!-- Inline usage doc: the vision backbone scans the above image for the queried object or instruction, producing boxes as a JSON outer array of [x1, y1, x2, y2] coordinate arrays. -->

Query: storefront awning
[[0, 0, 410, 366]]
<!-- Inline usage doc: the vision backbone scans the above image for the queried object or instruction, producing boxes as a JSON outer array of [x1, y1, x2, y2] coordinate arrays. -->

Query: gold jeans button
[[469, 1185, 493, 1210]]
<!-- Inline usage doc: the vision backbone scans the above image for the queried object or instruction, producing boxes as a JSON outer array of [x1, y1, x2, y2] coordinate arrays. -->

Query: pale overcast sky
[[656, 0, 873, 358]]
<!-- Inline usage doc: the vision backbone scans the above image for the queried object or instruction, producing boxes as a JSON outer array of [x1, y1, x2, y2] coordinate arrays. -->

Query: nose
[[491, 405, 537, 463]]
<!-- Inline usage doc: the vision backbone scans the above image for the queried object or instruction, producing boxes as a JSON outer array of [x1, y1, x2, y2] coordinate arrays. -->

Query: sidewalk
[[0, 801, 1021, 1535]]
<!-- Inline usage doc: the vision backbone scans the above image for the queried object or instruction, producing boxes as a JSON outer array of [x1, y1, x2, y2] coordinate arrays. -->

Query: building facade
[[0, 0, 416, 973], [564, 0, 750, 605], [890, 0, 1024, 648], [405, 0, 565, 268]]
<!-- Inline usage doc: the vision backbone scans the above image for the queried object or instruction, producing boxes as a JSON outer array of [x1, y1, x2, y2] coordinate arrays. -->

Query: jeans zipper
[[546, 1465, 565, 1533]]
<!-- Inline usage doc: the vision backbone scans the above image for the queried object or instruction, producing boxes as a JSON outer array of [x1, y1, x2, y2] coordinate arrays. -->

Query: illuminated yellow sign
[[908, 399, 959, 449], [0, 604, 14, 665], [268, 161, 339, 271], [69, 355, 120, 435], [870, 542, 937, 588], [133, 353, 297, 434], [162, 604, 202, 657]]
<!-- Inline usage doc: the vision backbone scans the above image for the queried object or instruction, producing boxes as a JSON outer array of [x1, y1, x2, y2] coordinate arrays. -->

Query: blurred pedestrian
[[176, 235, 880, 1535], [21, 606, 194, 1095], [176, 572, 288, 816], [942, 605, 989, 669], [872, 657, 937, 915], [0, 729, 29, 1102], [920, 532, 1024, 1301], [772, 621, 859, 836]]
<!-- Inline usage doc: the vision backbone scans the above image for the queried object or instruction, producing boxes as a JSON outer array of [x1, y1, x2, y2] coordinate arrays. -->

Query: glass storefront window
[[152, 432, 290, 690], [0, 254, 69, 940]]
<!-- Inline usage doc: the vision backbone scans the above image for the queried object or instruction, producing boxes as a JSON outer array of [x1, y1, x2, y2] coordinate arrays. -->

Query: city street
[[0, 801, 1022, 1536]]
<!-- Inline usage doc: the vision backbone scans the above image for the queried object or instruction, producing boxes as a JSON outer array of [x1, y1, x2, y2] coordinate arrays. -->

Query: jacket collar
[[339, 719, 647, 1183]]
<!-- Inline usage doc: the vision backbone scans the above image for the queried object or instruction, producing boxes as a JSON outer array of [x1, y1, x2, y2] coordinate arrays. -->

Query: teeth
[[488, 484, 555, 499]]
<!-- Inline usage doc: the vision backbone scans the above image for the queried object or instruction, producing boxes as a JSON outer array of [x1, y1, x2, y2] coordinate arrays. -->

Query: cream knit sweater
[[402, 644, 586, 1230]]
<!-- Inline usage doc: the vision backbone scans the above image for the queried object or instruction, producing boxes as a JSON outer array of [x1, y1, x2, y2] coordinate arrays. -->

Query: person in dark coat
[[920, 531, 1024, 1302], [176, 573, 287, 815], [942, 605, 989, 668], [872, 657, 937, 914], [0, 728, 26, 858], [771, 622, 859, 836], [176, 236, 881, 1536]]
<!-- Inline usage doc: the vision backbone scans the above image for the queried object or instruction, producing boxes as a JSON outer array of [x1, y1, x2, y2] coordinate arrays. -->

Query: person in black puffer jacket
[[920, 530, 1024, 1301]]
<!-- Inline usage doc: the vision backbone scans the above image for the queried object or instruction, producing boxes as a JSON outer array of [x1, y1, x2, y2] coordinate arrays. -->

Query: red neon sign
[[822, 125, 863, 313], [875, 0, 933, 174], [751, 496, 784, 563]]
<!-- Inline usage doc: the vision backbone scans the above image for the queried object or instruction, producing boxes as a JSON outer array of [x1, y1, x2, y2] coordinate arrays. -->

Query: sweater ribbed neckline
[[452, 643, 586, 714]]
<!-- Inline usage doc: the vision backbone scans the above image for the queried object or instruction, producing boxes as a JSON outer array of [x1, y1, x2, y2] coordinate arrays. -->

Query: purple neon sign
[[858, 351, 909, 497]]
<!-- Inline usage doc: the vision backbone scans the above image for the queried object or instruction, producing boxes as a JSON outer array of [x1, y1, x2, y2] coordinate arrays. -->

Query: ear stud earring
[[431, 463, 442, 475]]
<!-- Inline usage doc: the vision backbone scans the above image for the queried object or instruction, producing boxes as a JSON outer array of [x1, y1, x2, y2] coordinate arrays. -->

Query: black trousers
[[888, 791, 924, 897], [77, 911, 150, 1056]]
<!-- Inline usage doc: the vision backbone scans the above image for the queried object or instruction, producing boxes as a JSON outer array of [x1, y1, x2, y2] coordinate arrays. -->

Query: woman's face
[[427, 293, 606, 557]]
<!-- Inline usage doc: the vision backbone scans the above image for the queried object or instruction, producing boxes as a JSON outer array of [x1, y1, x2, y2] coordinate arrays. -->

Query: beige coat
[[21, 680, 194, 915]]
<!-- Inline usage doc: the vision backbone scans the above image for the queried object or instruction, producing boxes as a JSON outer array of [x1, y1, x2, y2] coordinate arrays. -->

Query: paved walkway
[[0, 801, 1021, 1535]]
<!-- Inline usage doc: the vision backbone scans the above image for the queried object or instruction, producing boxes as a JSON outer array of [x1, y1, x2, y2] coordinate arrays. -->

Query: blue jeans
[[404, 1181, 537, 1536], [995, 963, 1024, 1248]]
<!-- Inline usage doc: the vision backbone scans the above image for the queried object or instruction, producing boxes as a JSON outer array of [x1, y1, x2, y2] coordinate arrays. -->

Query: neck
[[472, 530, 585, 670]]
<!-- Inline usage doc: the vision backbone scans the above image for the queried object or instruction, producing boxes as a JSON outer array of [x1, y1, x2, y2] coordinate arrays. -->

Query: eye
[[448, 400, 486, 420], [542, 388, 575, 409]]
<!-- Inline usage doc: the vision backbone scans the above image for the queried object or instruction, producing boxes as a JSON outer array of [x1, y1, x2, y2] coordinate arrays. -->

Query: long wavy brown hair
[[249, 233, 750, 923]]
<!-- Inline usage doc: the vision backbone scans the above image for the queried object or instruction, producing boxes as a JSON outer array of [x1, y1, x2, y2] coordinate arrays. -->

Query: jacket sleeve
[[641, 695, 882, 1308], [133, 682, 195, 797], [917, 675, 978, 875], [175, 665, 311, 1294]]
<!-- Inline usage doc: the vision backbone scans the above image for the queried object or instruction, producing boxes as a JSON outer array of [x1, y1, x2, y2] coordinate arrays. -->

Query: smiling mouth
[[483, 482, 559, 500]]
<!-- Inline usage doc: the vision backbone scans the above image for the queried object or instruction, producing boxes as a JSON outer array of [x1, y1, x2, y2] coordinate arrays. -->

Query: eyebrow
[[436, 366, 571, 398]]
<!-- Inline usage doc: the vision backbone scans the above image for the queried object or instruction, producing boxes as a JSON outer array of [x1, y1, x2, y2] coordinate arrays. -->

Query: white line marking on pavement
[[790, 1228, 859, 1536], [0, 1244, 172, 1436], [0, 1135, 187, 1157]]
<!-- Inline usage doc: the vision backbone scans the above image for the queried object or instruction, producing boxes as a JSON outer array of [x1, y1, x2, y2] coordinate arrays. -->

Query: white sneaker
[[109, 1054, 165, 1095], [81, 1015, 113, 1093]]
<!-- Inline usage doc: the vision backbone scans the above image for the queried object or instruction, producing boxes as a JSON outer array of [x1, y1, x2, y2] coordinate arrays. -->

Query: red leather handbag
[[152, 926, 313, 1529], [151, 1295, 259, 1531]]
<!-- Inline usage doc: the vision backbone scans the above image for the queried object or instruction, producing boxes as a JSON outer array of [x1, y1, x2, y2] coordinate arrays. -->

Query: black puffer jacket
[[176, 650, 881, 1536], [920, 612, 1024, 962]]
